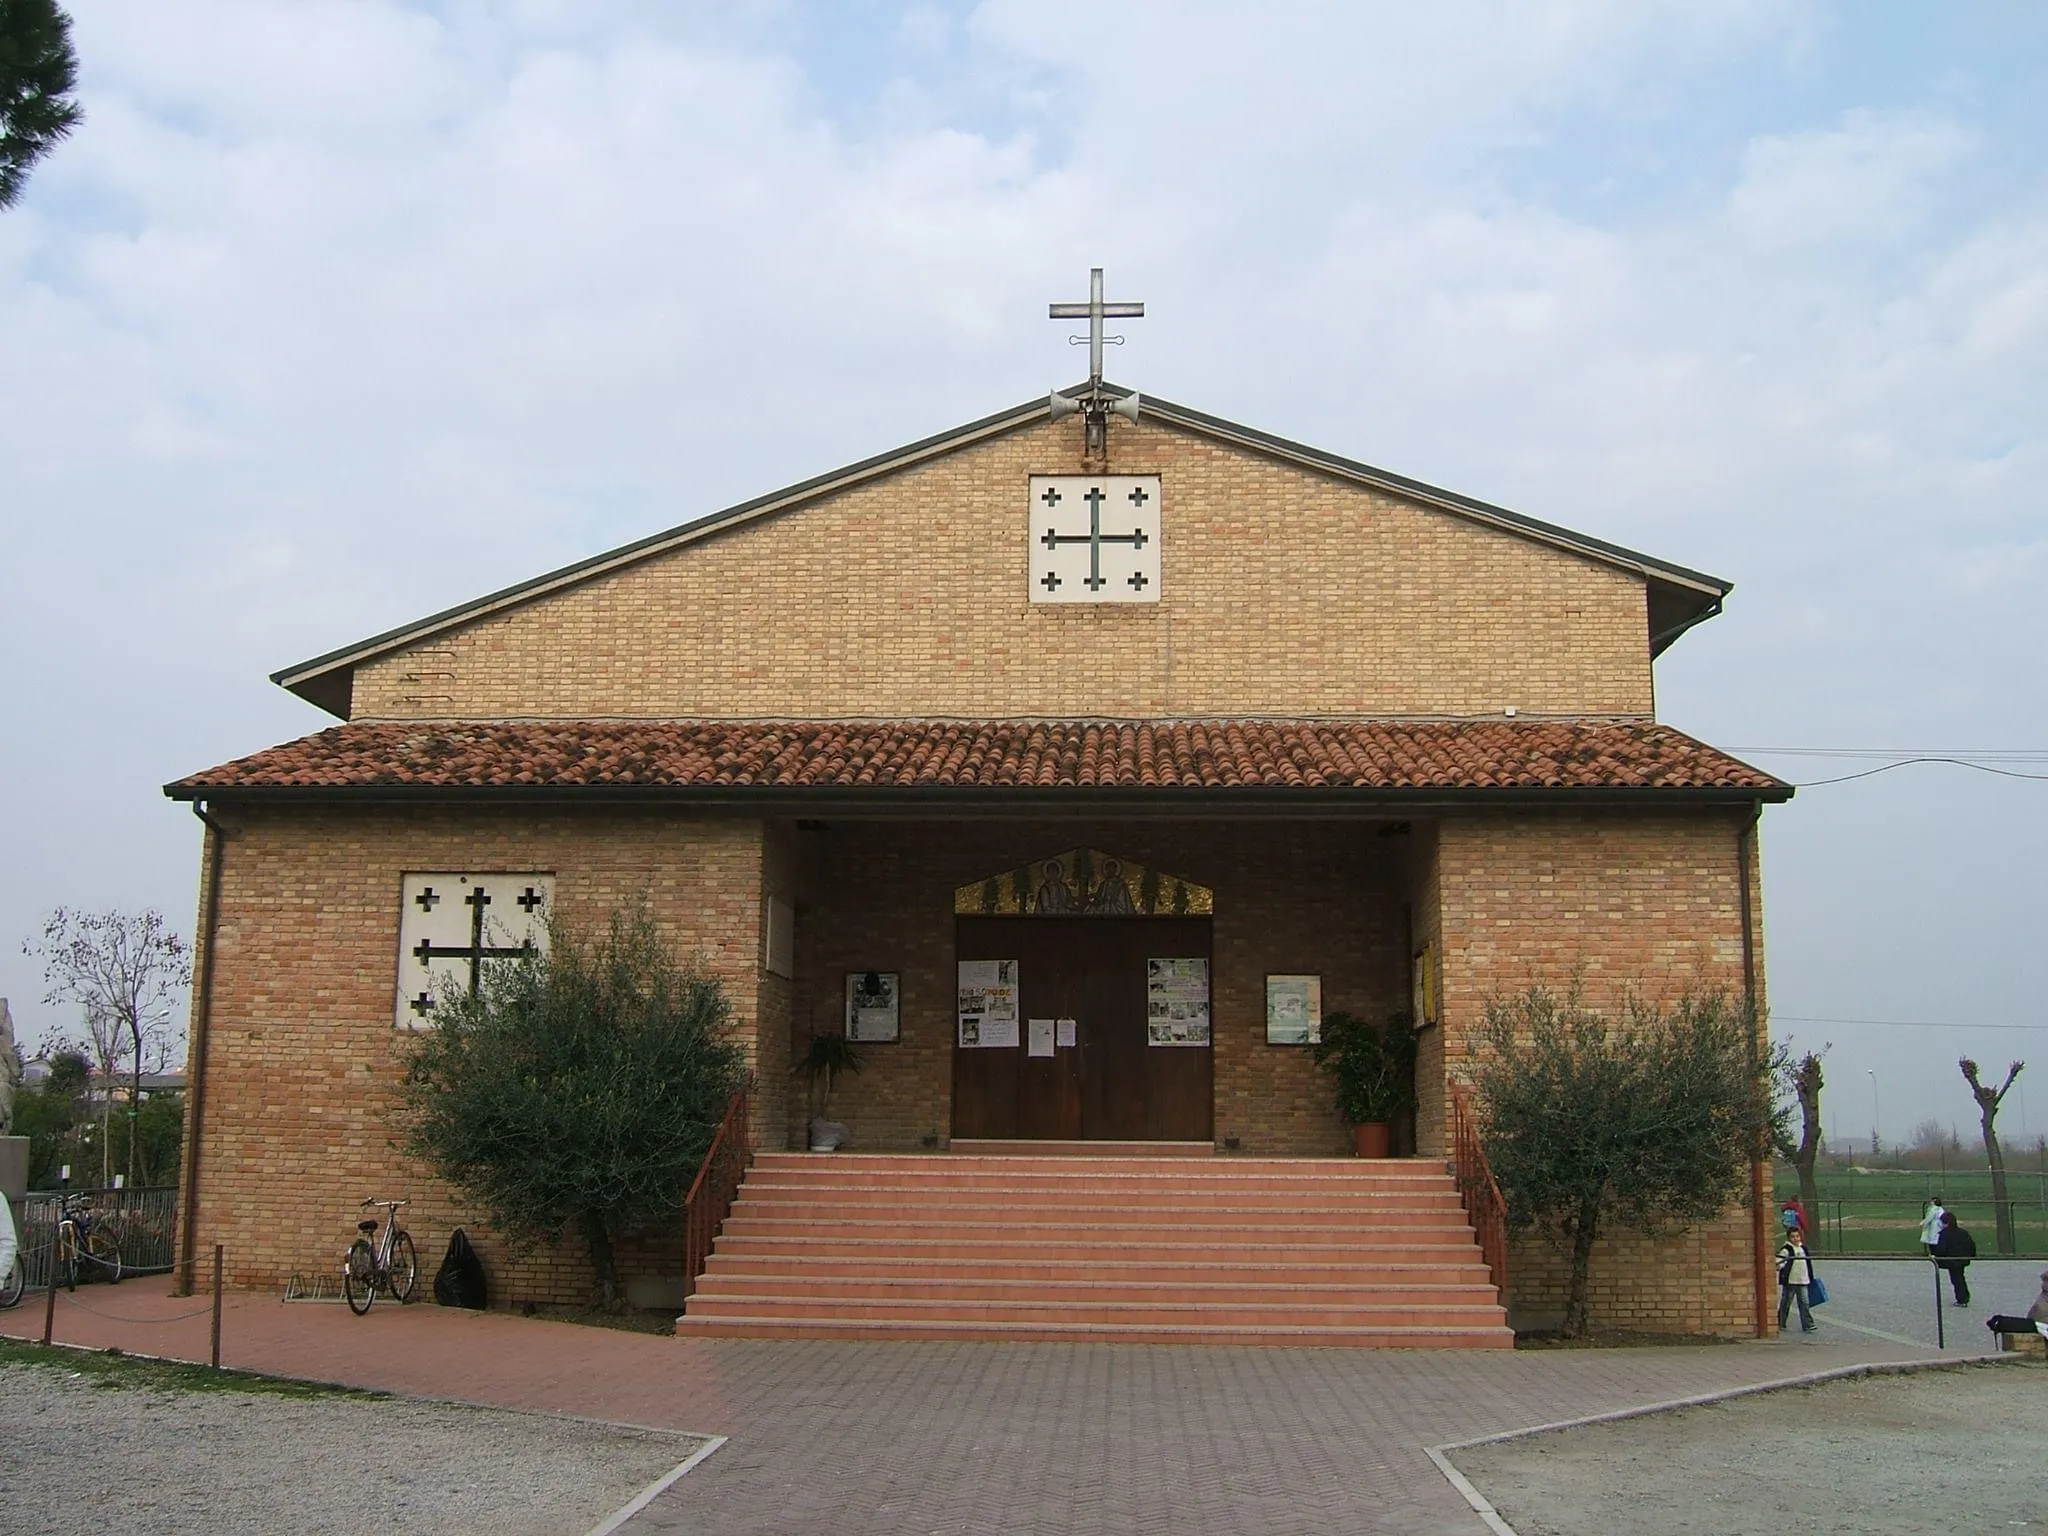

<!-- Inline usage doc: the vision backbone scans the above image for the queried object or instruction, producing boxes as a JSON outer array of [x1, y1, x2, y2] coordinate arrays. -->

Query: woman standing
[[1777, 1224, 1818, 1333]]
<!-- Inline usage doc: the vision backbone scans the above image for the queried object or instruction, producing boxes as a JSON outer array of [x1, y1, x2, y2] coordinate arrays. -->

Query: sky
[[2, 1, 2044, 1150]]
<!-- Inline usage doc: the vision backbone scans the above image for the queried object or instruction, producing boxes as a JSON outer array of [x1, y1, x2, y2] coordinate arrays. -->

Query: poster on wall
[[1146, 957, 1211, 1047], [1266, 974, 1323, 1045], [1412, 945, 1440, 1029], [845, 971, 901, 1043], [1027, 1018, 1057, 1057], [957, 959, 1021, 1048]]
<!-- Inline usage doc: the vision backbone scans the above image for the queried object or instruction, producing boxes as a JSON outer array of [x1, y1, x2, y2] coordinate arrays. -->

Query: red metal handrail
[[1449, 1080, 1510, 1300], [682, 1089, 752, 1299]]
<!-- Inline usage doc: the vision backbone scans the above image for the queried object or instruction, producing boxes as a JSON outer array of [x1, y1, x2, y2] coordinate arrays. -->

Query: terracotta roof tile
[[166, 719, 1788, 798]]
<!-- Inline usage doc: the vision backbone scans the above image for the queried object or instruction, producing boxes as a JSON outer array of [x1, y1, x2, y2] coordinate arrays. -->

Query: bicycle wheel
[[343, 1238, 377, 1315], [386, 1231, 418, 1303], [58, 1225, 78, 1291], [0, 1254, 22, 1309], [85, 1230, 122, 1285]]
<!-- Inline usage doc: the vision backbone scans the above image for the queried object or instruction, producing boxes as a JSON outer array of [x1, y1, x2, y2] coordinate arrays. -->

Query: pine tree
[[0, 0, 84, 209]]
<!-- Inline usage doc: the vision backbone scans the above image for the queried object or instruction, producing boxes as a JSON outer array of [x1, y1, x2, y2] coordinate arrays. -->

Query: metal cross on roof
[[1049, 267, 1144, 391]]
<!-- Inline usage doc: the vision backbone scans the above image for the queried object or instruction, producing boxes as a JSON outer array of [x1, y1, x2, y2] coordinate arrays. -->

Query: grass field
[[1774, 1165, 2048, 1256]]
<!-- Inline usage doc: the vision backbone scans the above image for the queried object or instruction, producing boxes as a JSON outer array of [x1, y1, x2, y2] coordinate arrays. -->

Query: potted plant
[[792, 1034, 864, 1151], [1310, 1011, 1418, 1157]]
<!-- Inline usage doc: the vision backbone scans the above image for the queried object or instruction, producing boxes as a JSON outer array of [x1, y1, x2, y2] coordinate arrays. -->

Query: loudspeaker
[[1109, 392, 1141, 424], [1047, 390, 1081, 420]]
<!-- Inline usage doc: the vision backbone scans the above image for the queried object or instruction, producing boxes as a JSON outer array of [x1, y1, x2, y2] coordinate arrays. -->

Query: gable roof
[[166, 717, 1789, 804], [273, 383, 1734, 719]]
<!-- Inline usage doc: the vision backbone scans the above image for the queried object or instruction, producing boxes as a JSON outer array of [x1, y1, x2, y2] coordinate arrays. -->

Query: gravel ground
[[0, 1359, 706, 1536], [1452, 1361, 2047, 1536]]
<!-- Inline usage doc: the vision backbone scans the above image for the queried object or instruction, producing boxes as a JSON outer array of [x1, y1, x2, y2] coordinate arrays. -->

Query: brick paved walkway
[[3, 1279, 1967, 1534]]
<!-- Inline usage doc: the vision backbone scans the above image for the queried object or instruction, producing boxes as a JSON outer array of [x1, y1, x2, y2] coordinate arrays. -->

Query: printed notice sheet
[[1027, 1017, 1056, 1057], [1055, 1018, 1078, 1049], [958, 959, 1021, 1048], [1146, 957, 1211, 1047]]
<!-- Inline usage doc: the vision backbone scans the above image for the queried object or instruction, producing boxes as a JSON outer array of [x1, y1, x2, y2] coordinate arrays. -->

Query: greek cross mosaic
[[1028, 476, 1161, 603], [394, 872, 553, 1028]]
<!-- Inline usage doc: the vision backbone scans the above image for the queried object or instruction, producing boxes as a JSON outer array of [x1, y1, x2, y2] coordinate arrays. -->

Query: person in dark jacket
[[1932, 1210, 1976, 1305]]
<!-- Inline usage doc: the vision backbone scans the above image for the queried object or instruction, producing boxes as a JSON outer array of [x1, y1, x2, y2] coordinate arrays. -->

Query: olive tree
[[402, 906, 749, 1308], [1471, 984, 1786, 1338]]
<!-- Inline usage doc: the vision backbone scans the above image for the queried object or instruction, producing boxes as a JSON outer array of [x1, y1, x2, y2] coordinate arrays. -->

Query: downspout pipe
[[174, 801, 228, 1295], [1737, 803, 1770, 1337]]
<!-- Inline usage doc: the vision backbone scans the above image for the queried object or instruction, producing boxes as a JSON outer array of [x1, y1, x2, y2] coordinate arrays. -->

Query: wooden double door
[[952, 916, 1213, 1142]]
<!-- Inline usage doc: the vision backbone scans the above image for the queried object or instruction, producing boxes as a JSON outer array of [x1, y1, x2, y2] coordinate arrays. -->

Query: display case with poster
[[1266, 974, 1322, 1045], [845, 971, 900, 1042]]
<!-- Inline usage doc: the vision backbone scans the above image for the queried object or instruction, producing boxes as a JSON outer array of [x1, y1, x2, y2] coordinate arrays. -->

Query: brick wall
[[349, 415, 1655, 722], [181, 804, 770, 1302], [1431, 809, 1769, 1336]]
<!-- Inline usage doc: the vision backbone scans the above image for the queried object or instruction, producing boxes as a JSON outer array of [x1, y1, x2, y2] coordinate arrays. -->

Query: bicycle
[[342, 1198, 417, 1315], [55, 1192, 122, 1290]]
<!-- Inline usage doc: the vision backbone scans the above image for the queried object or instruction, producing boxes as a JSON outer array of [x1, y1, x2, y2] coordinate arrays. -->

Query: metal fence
[[1805, 1196, 2048, 1258], [12, 1187, 179, 1290]]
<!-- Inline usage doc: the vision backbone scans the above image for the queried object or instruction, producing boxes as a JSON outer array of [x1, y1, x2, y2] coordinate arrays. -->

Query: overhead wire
[[1772, 1014, 2045, 1033], [1726, 747, 2048, 787]]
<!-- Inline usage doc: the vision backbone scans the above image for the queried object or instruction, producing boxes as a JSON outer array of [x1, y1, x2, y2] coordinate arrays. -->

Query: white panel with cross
[[1028, 475, 1162, 603], [394, 872, 553, 1028]]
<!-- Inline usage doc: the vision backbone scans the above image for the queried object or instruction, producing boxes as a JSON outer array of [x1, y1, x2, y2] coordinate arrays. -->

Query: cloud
[[1730, 108, 1977, 248]]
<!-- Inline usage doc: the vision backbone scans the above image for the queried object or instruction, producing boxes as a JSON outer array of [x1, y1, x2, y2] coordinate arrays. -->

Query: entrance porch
[[774, 817, 1431, 1158]]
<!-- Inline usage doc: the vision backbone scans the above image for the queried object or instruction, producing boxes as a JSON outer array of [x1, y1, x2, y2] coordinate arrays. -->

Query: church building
[[168, 274, 1789, 1344]]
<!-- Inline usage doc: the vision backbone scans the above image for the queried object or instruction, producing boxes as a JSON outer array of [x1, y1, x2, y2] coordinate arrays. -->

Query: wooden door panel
[[955, 914, 1209, 1142], [1130, 918, 1213, 1143]]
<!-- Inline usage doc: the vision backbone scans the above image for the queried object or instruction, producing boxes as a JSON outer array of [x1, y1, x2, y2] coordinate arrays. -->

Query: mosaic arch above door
[[953, 849, 1214, 918]]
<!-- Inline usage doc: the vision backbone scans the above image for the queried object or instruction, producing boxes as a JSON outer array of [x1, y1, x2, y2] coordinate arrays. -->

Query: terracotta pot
[[1352, 1122, 1391, 1158]]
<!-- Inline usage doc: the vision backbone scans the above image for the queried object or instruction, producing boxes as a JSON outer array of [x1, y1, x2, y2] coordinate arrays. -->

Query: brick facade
[[349, 415, 1655, 723], [1430, 811, 1769, 1336], [176, 405, 1779, 1331], [177, 804, 775, 1297]]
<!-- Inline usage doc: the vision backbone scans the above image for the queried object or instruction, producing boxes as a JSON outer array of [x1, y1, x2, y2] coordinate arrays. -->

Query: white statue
[[0, 998, 20, 1137]]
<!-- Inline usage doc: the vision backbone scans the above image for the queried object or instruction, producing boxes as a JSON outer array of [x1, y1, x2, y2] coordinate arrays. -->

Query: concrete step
[[689, 1274, 1501, 1306], [711, 1234, 1484, 1263], [752, 1152, 1449, 1178], [682, 1292, 1509, 1327], [672, 1314, 1515, 1348], [737, 1183, 1464, 1209], [685, 1151, 1507, 1348], [720, 1215, 1485, 1245], [737, 1204, 1474, 1228], [704, 1254, 1485, 1284]]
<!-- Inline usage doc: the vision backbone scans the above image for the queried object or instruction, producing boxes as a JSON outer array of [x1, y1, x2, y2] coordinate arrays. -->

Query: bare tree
[[25, 909, 191, 1187], [1960, 1057, 2025, 1255], [1777, 1051, 1826, 1225]]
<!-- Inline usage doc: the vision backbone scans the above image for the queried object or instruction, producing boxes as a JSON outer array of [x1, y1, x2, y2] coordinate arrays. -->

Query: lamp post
[[1868, 1070, 1880, 1158]]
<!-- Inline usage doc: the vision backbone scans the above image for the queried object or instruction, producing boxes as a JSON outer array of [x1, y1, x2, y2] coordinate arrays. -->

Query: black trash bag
[[433, 1228, 489, 1310]]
